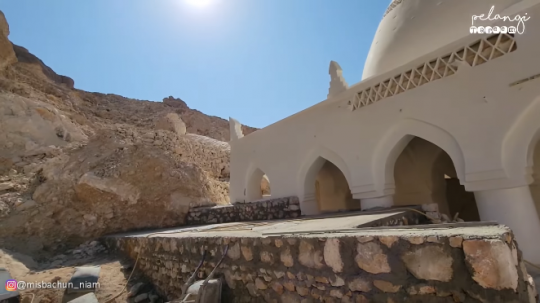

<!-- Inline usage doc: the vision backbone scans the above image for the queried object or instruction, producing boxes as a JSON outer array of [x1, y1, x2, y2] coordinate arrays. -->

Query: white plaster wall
[[362, 0, 523, 79], [230, 2, 540, 206]]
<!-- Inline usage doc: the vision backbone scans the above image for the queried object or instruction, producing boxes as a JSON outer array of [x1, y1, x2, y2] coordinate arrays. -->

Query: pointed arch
[[244, 163, 272, 202], [297, 146, 352, 194], [372, 119, 466, 193], [296, 146, 353, 215]]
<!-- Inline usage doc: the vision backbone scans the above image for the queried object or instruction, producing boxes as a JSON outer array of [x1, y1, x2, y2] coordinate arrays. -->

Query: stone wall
[[186, 197, 300, 225], [106, 224, 537, 303]]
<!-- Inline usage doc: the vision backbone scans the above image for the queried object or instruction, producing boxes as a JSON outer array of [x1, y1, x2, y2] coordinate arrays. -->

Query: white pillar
[[301, 193, 320, 216], [361, 195, 394, 211], [474, 186, 540, 264]]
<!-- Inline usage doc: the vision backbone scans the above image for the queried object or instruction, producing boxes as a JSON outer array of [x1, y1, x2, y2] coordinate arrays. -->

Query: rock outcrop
[[0, 11, 16, 70], [0, 10, 256, 256]]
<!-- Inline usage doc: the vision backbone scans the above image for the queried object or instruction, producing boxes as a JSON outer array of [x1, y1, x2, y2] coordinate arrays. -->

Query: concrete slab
[[107, 208, 506, 241]]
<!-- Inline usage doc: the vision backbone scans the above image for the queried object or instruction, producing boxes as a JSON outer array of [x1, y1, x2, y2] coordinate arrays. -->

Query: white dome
[[362, 0, 522, 80]]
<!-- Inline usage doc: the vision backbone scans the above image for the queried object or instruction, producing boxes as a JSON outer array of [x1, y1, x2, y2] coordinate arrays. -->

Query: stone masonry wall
[[107, 225, 538, 303], [186, 196, 301, 225]]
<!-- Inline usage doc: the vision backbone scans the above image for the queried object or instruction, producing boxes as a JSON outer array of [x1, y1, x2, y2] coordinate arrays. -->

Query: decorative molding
[[347, 34, 517, 111]]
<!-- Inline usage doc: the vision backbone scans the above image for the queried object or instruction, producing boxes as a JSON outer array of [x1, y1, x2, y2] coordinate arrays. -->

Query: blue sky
[[1, 0, 388, 128]]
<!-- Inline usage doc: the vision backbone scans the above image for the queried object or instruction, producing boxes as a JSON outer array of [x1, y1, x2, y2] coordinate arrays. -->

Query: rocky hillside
[[0, 10, 256, 257]]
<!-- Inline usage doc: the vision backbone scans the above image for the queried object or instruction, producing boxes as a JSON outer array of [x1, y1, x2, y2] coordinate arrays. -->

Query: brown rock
[[401, 245, 453, 282], [357, 236, 374, 243], [299, 240, 324, 269], [255, 278, 267, 290], [224, 270, 237, 289], [297, 286, 310, 296], [426, 236, 439, 243], [271, 282, 284, 294], [155, 113, 187, 137], [355, 294, 369, 303], [284, 281, 296, 292], [462, 239, 518, 290], [379, 236, 399, 248], [227, 242, 241, 260], [281, 248, 294, 267], [241, 246, 253, 261], [324, 238, 344, 273], [408, 285, 436, 295], [315, 276, 329, 284], [373, 280, 401, 293], [449, 236, 463, 248], [331, 275, 345, 287], [287, 272, 296, 279], [311, 288, 322, 299], [348, 277, 372, 292], [341, 295, 353, 303], [355, 242, 391, 274], [0, 11, 16, 69], [246, 282, 258, 296], [260, 251, 274, 264], [275, 239, 284, 247], [330, 289, 344, 298], [408, 237, 424, 244]]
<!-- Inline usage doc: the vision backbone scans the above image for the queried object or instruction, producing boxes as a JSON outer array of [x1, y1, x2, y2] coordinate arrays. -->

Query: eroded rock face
[[0, 9, 263, 255], [155, 112, 187, 137], [0, 11, 16, 70]]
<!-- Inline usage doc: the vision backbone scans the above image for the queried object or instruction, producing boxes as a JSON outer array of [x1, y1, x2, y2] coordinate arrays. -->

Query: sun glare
[[184, 0, 213, 8]]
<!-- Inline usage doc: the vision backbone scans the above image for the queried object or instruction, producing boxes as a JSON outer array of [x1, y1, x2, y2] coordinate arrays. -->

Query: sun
[[184, 0, 213, 8]]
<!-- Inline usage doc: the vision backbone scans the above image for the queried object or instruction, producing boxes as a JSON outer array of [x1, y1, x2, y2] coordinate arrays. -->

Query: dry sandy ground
[[0, 249, 138, 303]]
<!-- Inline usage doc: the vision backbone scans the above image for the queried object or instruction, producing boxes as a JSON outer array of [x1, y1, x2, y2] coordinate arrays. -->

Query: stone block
[[373, 280, 401, 293], [324, 238, 343, 273], [355, 242, 391, 274], [463, 239, 518, 290], [401, 245, 453, 282], [299, 240, 324, 269]]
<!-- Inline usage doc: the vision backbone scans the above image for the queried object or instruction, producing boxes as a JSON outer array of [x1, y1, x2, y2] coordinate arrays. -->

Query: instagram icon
[[5, 279, 17, 291]]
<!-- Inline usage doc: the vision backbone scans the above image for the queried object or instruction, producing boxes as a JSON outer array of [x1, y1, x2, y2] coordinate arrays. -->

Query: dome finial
[[328, 61, 348, 99]]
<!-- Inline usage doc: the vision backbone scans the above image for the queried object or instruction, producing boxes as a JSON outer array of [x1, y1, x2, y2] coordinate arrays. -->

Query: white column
[[300, 193, 320, 216], [361, 195, 394, 211], [474, 186, 540, 264]]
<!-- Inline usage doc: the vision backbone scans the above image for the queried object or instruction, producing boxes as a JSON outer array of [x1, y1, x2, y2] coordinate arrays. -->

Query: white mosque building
[[229, 0, 540, 264]]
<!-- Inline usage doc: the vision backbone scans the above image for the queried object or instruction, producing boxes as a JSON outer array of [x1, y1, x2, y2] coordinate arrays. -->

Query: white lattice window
[[348, 34, 517, 111]]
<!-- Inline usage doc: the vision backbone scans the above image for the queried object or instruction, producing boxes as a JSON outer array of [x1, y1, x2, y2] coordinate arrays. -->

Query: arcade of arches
[[300, 138, 482, 220], [250, 139, 540, 221]]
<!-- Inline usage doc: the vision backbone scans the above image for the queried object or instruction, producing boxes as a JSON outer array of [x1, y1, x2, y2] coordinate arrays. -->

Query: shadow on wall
[[531, 140, 540, 220], [315, 161, 360, 213], [393, 137, 480, 221]]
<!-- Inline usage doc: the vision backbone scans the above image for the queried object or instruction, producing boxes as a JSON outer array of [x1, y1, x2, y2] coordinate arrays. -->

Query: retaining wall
[[186, 197, 301, 225], [106, 224, 538, 303]]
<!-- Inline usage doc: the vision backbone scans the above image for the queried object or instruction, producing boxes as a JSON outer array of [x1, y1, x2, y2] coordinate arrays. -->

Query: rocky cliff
[[0, 11, 256, 257]]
